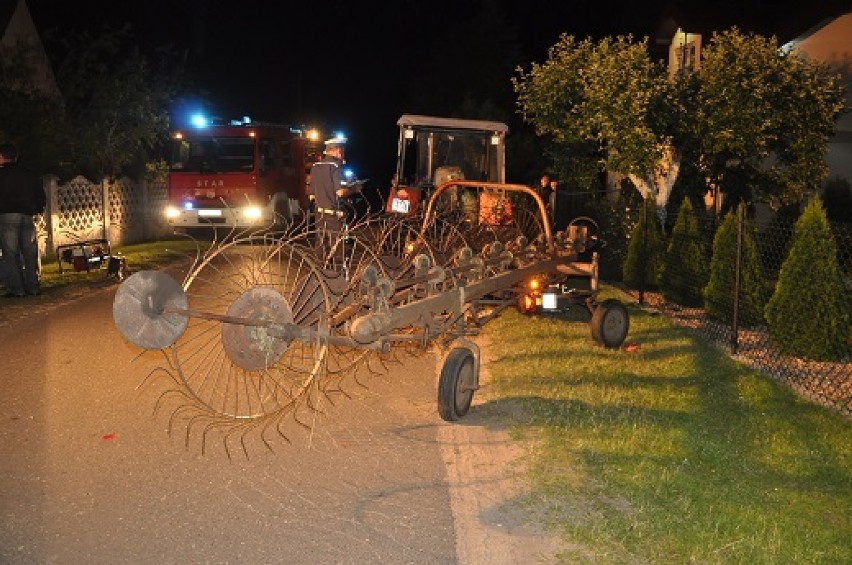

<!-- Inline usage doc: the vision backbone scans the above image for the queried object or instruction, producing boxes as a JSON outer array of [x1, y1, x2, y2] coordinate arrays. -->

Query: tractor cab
[[386, 114, 508, 217]]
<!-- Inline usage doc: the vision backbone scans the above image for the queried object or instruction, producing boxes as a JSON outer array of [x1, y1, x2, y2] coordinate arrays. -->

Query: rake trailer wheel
[[438, 347, 476, 421], [170, 240, 334, 421], [590, 298, 629, 348]]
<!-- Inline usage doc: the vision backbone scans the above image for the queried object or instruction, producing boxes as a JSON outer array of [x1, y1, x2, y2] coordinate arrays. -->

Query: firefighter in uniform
[[310, 138, 360, 258]]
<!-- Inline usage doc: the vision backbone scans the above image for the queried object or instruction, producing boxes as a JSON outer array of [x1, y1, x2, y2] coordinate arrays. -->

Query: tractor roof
[[397, 114, 508, 133]]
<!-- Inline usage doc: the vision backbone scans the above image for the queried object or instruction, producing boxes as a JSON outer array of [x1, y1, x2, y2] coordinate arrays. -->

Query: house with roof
[[653, 1, 852, 189], [1, 0, 60, 98], [782, 12, 852, 186]]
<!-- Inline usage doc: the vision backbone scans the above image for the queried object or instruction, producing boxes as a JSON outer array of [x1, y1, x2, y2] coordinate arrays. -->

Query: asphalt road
[[0, 274, 562, 564]]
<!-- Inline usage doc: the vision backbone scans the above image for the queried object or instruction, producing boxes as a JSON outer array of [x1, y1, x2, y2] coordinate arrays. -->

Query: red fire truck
[[165, 117, 323, 229]]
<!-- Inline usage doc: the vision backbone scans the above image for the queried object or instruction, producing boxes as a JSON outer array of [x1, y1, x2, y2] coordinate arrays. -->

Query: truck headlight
[[165, 206, 181, 219], [243, 206, 262, 219]]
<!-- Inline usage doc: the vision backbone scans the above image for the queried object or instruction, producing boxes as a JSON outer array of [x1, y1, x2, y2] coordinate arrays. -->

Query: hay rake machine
[[113, 182, 629, 456]]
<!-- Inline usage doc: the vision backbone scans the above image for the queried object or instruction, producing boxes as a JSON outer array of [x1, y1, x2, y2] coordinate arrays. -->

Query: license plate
[[391, 198, 410, 214], [542, 293, 558, 311], [198, 209, 223, 217]]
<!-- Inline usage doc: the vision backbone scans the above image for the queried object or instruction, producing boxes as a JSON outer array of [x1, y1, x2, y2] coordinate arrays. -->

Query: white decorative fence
[[36, 175, 173, 257]]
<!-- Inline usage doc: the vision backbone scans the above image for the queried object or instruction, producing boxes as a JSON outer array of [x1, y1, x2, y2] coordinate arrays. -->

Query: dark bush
[[759, 202, 799, 278], [765, 198, 850, 360], [591, 184, 643, 281], [822, 177, 852, 224]]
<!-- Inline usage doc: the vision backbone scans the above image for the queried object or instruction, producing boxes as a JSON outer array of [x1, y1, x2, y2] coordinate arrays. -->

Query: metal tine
[[182, 338, 227, 403], [136, 366, 178, 392]]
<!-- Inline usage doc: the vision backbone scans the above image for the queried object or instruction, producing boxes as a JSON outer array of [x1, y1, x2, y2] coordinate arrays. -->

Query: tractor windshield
[[398, 129, 501, 188]]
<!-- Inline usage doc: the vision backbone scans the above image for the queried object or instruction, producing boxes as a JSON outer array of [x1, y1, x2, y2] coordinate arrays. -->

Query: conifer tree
[[623, 199, 663, 290], [704, 204, 769, 325], [660, 199, 708, 306], [765, 199, 849, 359]]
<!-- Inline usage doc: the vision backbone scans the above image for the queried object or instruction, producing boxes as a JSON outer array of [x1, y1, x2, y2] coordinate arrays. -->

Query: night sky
[[23, 0, 849, 184]]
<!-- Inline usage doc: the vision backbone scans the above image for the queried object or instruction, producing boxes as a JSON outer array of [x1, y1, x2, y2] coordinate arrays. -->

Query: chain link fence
[[623, 198, 851, 417]]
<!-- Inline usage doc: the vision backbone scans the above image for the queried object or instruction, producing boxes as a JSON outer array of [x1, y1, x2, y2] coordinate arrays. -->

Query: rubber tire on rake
[[590, 298, 630, 349], [437, 347, 476, 421]]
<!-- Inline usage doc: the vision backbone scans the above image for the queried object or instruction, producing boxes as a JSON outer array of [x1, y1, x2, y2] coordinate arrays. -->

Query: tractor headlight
[[527, 277, 542, 292]]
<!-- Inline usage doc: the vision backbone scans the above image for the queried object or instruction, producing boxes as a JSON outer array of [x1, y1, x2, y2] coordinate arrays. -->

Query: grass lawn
[[483, 288, 852, 564]]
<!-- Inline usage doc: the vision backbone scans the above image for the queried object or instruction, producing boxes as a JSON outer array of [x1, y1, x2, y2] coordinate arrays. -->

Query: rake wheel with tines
[[114, 233, 372, 456]]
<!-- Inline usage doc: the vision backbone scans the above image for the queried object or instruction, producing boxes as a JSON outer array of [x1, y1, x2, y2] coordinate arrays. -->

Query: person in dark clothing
[[310, 139, 362, 231], [0, 143, 46, 297], [309, 139, 363, 263], [538, 174, 556, 221], [310, 140, 360, 218], [537, 174, 552, 202]]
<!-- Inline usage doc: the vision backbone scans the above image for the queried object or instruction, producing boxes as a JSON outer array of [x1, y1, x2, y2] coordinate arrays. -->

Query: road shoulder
[[438, 335, 564, 564]]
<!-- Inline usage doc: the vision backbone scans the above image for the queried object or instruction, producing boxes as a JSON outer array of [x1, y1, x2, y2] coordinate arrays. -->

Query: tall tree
[[514, 35, 682, 206], [50, 25, 186, 179], [623, 198, 663, 290], [514, 28, 846, 213], [690, 29, 846, 207]]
